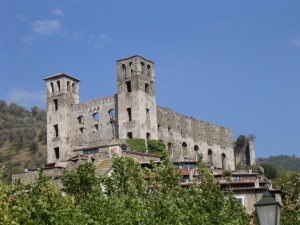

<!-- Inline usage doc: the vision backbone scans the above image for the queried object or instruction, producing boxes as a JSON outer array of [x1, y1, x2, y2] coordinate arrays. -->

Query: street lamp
[[254, 189, 281, 225]]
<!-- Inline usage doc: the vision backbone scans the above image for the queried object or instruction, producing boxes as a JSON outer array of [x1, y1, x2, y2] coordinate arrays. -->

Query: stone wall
[[157, 107, 235, 169], [69, 95, 117, 151]]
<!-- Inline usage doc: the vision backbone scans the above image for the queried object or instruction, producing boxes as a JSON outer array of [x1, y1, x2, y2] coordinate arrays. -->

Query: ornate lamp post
[[254, 189, 281, 225]]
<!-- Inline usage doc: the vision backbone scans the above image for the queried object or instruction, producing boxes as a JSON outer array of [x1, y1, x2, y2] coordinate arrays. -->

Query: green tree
[[261, 163, 277, 180], [280, 173, 300, 225], [62, 162, 98, 200]]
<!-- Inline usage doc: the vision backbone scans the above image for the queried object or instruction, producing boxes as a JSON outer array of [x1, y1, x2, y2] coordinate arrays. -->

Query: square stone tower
[[116, 55, 158, 141], [44, 73, 79, 163]]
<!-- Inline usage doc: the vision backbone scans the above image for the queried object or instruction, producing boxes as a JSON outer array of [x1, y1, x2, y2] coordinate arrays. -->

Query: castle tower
[[44, 73, 79, 163], [117, 55, 158, 141]]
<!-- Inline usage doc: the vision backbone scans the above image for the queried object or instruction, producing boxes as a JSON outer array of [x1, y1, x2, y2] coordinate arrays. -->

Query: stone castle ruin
[[44, 55, 255, 170]]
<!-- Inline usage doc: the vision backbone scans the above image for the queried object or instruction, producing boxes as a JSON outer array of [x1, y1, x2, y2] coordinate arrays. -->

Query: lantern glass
[[256, 205, 276, 225], [254, 189, 281, 225]]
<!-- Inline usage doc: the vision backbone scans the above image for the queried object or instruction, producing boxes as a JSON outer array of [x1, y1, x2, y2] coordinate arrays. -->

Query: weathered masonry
[[44, 55, 255, 170]]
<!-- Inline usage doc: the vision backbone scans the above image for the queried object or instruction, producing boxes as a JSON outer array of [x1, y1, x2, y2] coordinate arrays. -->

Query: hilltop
[[257, 155, 300, 173]]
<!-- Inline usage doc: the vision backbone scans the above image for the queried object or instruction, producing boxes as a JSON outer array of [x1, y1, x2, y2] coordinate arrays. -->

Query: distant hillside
[[0, 100, 47, 182], [257, 155, 300, 172]]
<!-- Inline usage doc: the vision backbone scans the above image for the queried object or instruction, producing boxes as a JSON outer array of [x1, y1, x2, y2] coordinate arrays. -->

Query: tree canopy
[[1, 154, 250, 225]]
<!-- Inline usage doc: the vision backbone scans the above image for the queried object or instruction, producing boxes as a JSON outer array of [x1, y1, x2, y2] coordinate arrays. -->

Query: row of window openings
[[50, 81, 76, 93], [168, 143, 226, 168], [126, 132, 151, 140], [122, 63, 152, 78], [125, 81, 150, 93], [126, 108, 150, 122], [77, 109, 115, 125]]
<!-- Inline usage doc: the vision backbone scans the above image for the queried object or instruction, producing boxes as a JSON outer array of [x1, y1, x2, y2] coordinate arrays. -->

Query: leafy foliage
[[126, 138, 147, 152], [280, 173, 300, 224], [236, 135, 246, 146], [1, 155, 251, 224], [260, 164, 277, 179], [147, 139, 166, 154]]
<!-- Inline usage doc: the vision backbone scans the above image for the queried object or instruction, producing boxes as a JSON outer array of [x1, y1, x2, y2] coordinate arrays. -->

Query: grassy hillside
[[257, 155, 300, 172], [0, 100, 47, 182]]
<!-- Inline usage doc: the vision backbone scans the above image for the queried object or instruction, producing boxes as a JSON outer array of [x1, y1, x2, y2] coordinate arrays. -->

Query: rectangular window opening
[[54, 124, 58, 137], [54, 147, 60, 159], [127, 108, 132, 121], [53, 99, 58, 111], [146, 132, 151, 140], [127, 132, 133, 139], [126, 81, 132, 93]]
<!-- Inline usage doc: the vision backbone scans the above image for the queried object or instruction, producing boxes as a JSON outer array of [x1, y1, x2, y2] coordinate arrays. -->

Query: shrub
[[126, 138, 147, 152], [148, 140, 166, 154]]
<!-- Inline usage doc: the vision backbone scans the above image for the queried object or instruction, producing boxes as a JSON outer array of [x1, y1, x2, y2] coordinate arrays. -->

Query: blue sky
[[1, 0, 300, 158]]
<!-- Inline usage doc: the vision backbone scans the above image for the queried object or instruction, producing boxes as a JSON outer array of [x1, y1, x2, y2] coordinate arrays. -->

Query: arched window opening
[[222, 153, 226, 170], [108, 109, 115, 119], [146, 132, 151, 140], [182, 142, 187, 148], [146, 108, 150, 121], [126, 81, 131, 93], [145, 83, 149, 93], [93, 112, 99, 121], [146, 65, 151, 77], [67, 81, 70, 91], [194, 145, 199, 152], [72, 83, 75, 92], [121, 144, 127, 150], [57, 81, 61, 91], [122, 64, 127, 78], [50, 82, 54, 93], [141, 62, 145, 75], [208, 149, 213, 165]]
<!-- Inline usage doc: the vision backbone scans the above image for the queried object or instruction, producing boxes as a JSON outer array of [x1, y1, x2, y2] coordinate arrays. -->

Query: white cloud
[[15, 14, 27, 21], [32, 20, 61, 36], [291, 38, 300, 46], [51, 9, 64, 17], [7, 89, 45, 108]]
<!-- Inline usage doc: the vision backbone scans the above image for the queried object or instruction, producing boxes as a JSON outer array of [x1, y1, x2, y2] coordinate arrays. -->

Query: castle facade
[[44, 55, 255, 170]]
